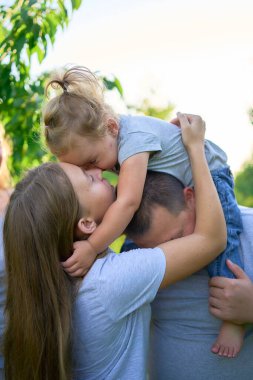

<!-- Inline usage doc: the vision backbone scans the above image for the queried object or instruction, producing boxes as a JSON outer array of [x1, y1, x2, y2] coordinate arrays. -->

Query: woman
[[3, 114, 226, 380]]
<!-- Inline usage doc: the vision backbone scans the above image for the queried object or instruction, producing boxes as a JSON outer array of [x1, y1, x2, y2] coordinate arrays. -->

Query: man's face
[[132, 190, 196, 248]]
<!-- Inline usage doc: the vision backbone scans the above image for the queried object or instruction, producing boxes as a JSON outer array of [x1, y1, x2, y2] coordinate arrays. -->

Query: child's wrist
[[86, 239, 98, 257]]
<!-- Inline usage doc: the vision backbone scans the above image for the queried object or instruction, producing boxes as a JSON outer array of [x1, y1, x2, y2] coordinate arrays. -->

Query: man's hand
[[209, 259, 253, 324], [61, 240, 97, 277]]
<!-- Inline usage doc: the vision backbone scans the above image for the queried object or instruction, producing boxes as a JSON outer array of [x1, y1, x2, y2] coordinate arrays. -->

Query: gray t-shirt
[[118, 115, 228, 187], [150, 206, 253, 380], [72, 248, 165, 380]]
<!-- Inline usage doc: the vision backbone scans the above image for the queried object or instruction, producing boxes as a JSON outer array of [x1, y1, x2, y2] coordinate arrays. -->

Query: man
[[124, 171, 253, 380]]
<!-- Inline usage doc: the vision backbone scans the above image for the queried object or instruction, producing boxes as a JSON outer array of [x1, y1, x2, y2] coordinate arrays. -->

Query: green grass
[[102, 171, 118, 185], [110, 234, 126, 253]]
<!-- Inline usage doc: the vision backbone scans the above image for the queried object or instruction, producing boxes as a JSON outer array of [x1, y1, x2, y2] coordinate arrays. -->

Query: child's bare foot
[[211, 321, 245, 358]]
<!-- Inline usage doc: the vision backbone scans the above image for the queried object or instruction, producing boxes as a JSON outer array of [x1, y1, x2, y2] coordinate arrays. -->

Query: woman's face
[[60, 163, 116, 224]]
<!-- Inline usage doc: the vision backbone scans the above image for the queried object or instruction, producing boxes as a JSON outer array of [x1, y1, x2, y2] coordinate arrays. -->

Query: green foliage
[[0, 0, 172, 184], [0, 0, 84, 181], [235, 157, 253, 207], [103, 76, 124, 97], [128, 96, 174, 121], [0, 1, 124, 182], [110, 234, 126, 253]]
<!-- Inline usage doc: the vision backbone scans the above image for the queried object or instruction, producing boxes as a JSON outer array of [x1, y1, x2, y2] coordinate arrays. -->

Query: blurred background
[[1, 0, 253, 209]]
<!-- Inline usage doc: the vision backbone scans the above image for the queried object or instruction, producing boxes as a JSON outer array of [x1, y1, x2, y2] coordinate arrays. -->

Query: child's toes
[[233, 345, 240, 358], [218, 345, 226, 356], [211, 342, 220, 354]]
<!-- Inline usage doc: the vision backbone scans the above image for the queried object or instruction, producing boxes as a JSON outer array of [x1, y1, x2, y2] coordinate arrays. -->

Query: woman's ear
[[77, 217, 97, 237]]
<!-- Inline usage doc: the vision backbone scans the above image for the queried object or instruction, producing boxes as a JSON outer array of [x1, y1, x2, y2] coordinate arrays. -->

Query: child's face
[[59, 131, 118, 170]]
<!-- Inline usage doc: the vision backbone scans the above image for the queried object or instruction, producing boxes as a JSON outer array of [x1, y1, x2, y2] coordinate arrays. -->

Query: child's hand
[[176, 112, 206, 149], [61, 240, 97, 277]]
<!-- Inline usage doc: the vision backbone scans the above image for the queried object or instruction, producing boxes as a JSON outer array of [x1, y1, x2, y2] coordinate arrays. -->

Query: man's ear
[[76, 217, 97, 237], [107, 118, 119, 137], [183, 187, 195, 210]]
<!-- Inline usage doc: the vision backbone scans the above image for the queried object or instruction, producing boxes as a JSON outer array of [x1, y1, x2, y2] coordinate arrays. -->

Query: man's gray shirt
[[150, 206, 253, 380]]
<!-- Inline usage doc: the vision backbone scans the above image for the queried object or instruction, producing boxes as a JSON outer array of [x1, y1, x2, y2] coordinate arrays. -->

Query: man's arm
[[209, 259, 253, 324]]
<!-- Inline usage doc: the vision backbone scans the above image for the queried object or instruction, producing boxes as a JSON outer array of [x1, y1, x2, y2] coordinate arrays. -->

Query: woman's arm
[[159, 113, 227, 288], [209, 259, 253, 324]]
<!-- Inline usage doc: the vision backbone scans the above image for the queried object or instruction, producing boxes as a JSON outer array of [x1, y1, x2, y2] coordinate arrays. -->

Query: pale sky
[[33, 0, 253, 173]]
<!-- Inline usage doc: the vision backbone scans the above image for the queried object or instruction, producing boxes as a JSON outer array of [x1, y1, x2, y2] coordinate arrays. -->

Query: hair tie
[[63, 82, 68, 93]]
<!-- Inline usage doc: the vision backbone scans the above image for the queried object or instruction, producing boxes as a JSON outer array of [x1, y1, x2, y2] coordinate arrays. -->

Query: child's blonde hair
[[43, 66, 118, 156]]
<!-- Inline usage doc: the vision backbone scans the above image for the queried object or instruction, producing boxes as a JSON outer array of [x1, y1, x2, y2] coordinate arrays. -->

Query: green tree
[[0, 0, 123, 181], [0, 0, 84, 180], [235, 157, 253, 207], [128, 95, 174, 121]]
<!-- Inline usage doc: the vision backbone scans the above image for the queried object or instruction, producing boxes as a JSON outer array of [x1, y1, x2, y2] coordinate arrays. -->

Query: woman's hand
[[174, 113, 206, 150], [209, 259, 253, 324]]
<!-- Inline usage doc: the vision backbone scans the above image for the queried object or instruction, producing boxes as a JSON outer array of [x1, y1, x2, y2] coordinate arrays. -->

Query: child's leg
[[208, 167, 244, 357], [208, 167, 243, 278]]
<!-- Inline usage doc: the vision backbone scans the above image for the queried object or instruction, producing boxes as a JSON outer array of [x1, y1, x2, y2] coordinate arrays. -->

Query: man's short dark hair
[[125, 171, 186, 238]]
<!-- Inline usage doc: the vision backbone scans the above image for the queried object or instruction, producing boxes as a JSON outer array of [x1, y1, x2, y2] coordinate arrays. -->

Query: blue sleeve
[[97, 248, 166, 321], [118, 130, 162, 165]]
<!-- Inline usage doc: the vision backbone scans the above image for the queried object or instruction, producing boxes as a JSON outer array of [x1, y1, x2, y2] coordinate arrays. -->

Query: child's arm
[[90, 151, 150, 250], [63, 152, 150, 277]]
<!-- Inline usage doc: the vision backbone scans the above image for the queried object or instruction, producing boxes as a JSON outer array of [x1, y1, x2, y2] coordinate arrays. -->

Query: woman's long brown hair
[[3, 162, 81, 380]]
